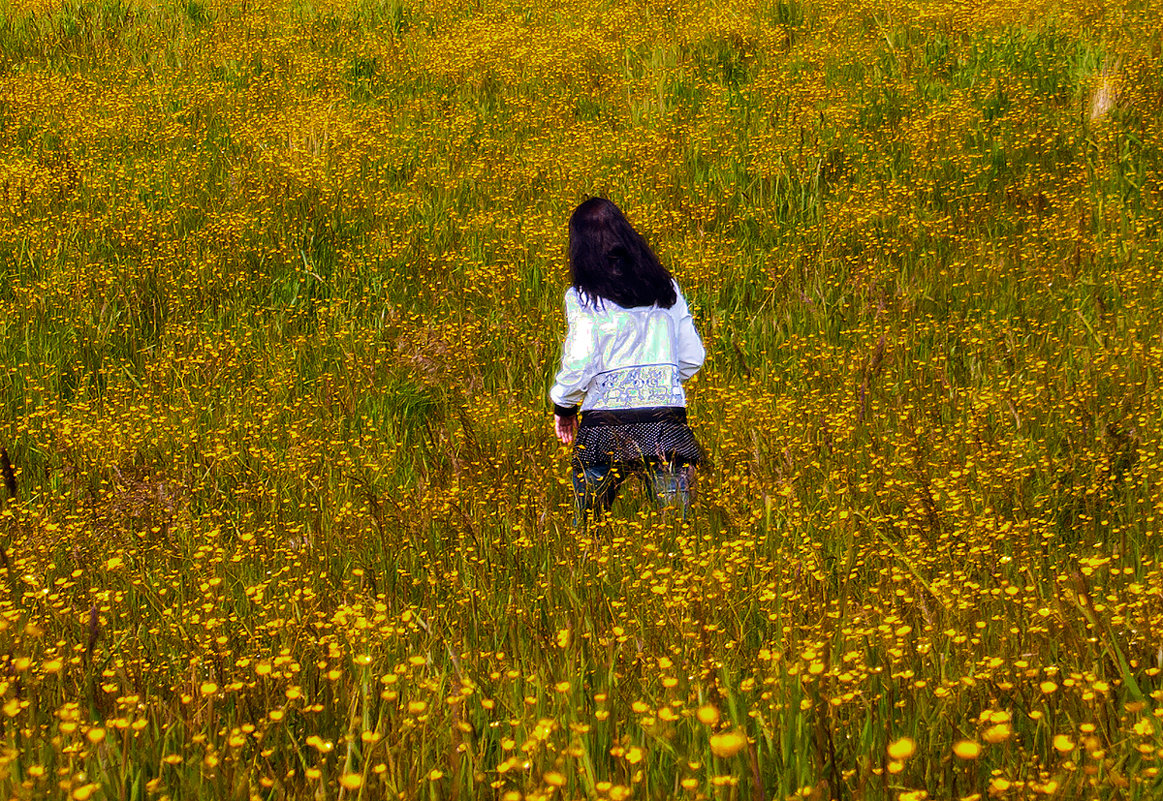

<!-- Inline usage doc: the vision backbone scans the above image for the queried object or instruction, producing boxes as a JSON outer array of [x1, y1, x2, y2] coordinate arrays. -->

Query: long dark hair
[[568, 197, 676, 309]]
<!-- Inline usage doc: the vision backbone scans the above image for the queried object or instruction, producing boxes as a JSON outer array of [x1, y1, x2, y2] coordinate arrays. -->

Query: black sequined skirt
[[572, 407, 701, 469]]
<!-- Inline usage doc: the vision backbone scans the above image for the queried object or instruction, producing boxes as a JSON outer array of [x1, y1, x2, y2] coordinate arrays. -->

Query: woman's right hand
[[554, 414, 577, 445]]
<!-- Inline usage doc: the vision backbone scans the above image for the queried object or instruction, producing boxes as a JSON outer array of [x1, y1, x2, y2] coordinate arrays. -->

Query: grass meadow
[[1, 0, 1163, 797]]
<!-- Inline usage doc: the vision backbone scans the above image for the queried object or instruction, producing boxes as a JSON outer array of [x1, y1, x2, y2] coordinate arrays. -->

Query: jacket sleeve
[[673, 287, 705, 382], [549, 290, 596, 416]]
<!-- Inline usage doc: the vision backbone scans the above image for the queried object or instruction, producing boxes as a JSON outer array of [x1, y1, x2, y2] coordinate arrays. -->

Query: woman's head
[[568, 197, 676, 309]]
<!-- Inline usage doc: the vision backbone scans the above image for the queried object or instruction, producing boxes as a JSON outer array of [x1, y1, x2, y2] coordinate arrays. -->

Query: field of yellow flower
[[1, 0, 1162, 797]]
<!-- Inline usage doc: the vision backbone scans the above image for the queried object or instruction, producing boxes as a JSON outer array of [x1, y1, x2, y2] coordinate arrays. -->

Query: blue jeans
[[572, 462, 692, 525]]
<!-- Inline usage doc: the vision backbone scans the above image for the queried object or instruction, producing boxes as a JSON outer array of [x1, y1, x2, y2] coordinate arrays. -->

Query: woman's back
[[554, 283, 704, 413]]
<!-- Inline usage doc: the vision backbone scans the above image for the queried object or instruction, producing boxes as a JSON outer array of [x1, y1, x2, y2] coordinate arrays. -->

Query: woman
[[550, 197, 706, 523]]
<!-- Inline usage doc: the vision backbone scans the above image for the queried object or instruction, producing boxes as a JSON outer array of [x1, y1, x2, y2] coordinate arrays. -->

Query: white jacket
[[550, 282, 706, 413]]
